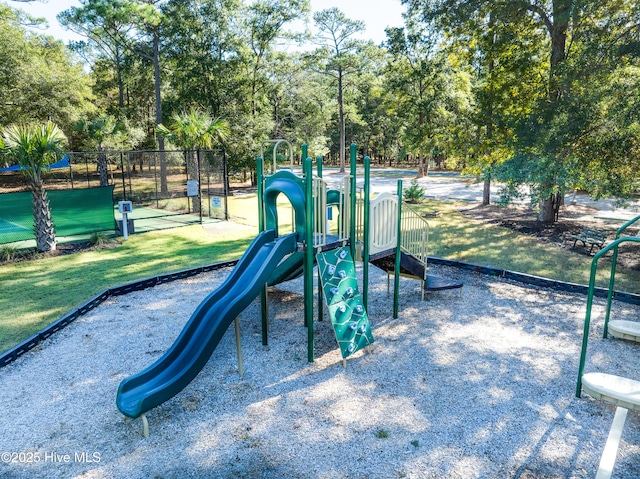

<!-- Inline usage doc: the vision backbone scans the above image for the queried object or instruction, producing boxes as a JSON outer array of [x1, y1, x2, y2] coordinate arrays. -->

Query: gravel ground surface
[[1, 263, 639, 479]]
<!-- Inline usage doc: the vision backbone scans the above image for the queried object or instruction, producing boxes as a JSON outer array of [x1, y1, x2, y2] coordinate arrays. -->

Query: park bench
[[569, 227, 608, 254]]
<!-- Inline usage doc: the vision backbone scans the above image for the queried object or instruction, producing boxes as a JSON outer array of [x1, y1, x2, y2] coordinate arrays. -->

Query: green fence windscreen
[[0, 186, 115, 244]]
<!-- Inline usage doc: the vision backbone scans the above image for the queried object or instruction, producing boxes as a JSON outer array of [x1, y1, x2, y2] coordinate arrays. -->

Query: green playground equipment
[[362, 169, 463, 318], [256, 141, 463, 363], [576, 216, 640, 399], [256, 144, 374, 364], [575, 227, 640, 478], [117, 139, 461, 436]]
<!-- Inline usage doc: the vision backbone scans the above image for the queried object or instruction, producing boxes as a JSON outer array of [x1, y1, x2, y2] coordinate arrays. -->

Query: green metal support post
[[304, 156, 315, 362], [349, 143, 357, 260], [363, 156, 371, 311], [317, 155, 323, 322], [256, 157, 269, 345], [393, 180, 403, 319], [603, 246, 619, 338], [317, 268, 323, 322]]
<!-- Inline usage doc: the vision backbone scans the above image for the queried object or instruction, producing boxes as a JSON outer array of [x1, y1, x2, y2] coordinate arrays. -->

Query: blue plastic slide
[[116, 229, 298, 418]]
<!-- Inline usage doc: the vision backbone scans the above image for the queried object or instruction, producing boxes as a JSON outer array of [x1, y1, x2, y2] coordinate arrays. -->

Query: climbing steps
[[607, 320, 640, 343], [581, 373, 640, 412], [369, 249, 463, 293], [580, 371, 639, 479], [316, 246, 374, 360]]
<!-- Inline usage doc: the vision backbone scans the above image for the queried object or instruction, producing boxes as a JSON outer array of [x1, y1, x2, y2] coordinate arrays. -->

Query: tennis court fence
[[0, 149, 230, 245]]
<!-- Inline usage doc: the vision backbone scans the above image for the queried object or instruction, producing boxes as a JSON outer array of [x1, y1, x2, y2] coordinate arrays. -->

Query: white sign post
[[118, 201, 133, 240]]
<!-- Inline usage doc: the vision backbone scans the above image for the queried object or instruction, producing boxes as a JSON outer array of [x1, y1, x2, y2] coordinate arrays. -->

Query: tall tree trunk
[[482, 177, 491, 206], [116, 46, 125, 110], [483, 11, 495, 207], [189, 150, 200, 213], [338, 66, 346, 173], [31, 177, 56, 252], [152, 28, 168, 194], [539, 0, 570, 223], [98, 143, 108, 187], [98, 152, 108, 187], [416, 147, 425, 178]]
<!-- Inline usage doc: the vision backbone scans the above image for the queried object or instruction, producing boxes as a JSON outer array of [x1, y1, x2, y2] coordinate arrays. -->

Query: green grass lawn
[[0, 225, 256, 354], [411, 200, 640, 290], [1, 197, 637, 355]]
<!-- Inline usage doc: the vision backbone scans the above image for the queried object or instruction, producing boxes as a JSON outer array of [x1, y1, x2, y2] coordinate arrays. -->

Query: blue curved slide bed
[[116, 229, 297, 418]]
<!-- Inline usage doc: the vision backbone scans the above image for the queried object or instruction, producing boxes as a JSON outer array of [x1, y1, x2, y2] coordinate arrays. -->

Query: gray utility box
[[115, 218, 135, 236]]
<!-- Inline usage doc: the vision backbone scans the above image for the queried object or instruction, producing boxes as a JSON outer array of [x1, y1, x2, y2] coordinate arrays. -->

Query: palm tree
[[158, 109, 229, 212], [2, 121, 67, 252], [75, 116, 125, 187]]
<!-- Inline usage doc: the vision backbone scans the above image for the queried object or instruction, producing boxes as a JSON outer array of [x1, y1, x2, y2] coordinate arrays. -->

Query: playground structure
[[576, 215, 640, 478], [116, 142, 461, 435]]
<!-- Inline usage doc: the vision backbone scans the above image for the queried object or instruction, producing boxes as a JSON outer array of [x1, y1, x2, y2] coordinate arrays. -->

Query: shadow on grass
[[0, 227, 255, 353], [413, 201, 640, 292]]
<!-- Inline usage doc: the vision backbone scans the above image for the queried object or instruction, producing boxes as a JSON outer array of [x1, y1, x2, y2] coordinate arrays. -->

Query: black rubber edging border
[[0, 259, 239, 369], [4, 255, 638, 368], [428, 256, 640, 305]]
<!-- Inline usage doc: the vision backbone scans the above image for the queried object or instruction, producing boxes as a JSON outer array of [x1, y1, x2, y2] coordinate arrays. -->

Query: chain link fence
[[0, 149, 229, 244]]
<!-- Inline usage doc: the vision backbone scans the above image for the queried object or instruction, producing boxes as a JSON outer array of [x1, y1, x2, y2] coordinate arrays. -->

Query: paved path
[[315, 167, 640, 221]]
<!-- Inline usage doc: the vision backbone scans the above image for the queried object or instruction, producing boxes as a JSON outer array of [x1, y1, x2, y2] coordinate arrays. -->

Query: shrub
[[375, 429, 389, 439], [0, 245, 17, 262], [89, 231, 117, 246], [403, 179, 425, 203]]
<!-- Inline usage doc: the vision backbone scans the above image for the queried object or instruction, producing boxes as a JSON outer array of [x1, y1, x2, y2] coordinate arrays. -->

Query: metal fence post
[[153, 151, 159, 209], [223, 149, 229, 221], [197, 149, 203, 224], [120, 152, 126, 201]]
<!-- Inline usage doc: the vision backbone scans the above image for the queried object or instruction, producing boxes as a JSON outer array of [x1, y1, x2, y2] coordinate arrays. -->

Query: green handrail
[[576, 236, 640, 397], [602, 215, 640, 337], [615, 214, 640, 240], [349, 143, 357, 260]]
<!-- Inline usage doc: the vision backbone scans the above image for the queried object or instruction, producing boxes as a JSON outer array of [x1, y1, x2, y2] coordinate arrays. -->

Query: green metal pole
[[349, 143, 357, 259], [363, 156, 371, 311], [302, 144, 308, 167], [603, 246, 618, 338], [317, 156, 323, 178], [393, 180, 403, 319], [576, 254, 599, 397], [256, 157, 265, 233], [317, 267, 323, 321], [304, 157, 315, 362], [256, 157, 268, 345]]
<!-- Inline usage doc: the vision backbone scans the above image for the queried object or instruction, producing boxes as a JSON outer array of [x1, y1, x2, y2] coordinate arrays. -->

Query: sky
[[15, 0, 407, 46]]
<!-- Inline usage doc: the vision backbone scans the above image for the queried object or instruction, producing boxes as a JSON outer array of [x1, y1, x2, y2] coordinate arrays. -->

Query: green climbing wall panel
[[316, 246, 374, 359]]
